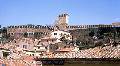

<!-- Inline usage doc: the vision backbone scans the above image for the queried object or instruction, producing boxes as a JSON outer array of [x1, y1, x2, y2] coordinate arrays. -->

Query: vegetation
[[72, 27, 120, 49], [0, 27, 14, 43], [34, 32, 44, 39]]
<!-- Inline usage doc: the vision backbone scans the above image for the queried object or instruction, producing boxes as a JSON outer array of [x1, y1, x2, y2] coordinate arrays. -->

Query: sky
[[0, 0, 120, 27]]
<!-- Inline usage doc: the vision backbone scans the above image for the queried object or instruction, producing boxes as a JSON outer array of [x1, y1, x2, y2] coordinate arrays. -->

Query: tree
[[89, 30, 95, 37], [60, 36, 69, 44], [94, 39, 104, 47], [34, 32, 43, 39], [2, 27, 7, 38]]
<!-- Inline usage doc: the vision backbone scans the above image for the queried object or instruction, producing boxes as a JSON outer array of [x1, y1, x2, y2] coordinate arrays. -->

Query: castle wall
[[7, 25, 53, 39]]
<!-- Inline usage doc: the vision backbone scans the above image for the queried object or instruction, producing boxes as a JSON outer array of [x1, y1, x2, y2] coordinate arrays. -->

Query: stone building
[[54, 13, 69, 31], [7, 24, 53, 39]]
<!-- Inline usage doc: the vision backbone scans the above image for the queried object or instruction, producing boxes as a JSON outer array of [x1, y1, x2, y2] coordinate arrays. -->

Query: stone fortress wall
[[6, 13, 120, 39]]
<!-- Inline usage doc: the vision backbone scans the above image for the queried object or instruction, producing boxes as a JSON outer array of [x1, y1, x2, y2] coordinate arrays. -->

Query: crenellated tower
[[55, 13, 69, 31]]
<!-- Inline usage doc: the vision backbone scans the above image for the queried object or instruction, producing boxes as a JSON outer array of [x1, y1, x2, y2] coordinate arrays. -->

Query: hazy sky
[[0, 0, 120, 27]]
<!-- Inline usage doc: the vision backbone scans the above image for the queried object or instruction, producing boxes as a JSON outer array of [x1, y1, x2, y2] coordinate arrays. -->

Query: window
[[38, 47, 40, 49], [16, 45, 19, 47], [60, 33, 63, 36], [32, 54, 34, 56], [23, 45, 27, 49], [52, 40, 54, 42], [11, 33, 13, 35], [54, 33, 57, 35]]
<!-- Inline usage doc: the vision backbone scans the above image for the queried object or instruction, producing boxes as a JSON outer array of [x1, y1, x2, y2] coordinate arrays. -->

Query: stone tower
[[55, 13, 69, 31]]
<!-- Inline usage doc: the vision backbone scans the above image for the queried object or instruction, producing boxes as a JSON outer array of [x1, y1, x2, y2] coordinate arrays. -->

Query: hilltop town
[[0, 13, 120, 66]]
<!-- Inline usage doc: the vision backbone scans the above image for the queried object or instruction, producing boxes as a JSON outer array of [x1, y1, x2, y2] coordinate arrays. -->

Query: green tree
[[34, 32, 44, 39], [60, 36, 69, 44], [2, 27, 7, 38], [89, 30, 95, 37]]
